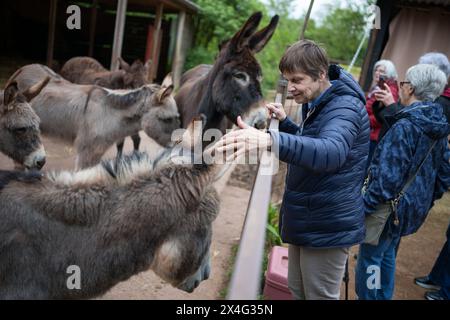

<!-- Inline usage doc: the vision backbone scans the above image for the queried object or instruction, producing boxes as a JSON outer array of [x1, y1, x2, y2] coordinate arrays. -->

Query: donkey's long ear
[[22, 76, 50, 102], [144, 59, 152, 73], [156, 85, 174, 103], [229, 12, 262, 52], [248, 15, 279, 54], [161, 72, 173, 88], [3, 81, 19, 108], [118, 57, 130, 71]]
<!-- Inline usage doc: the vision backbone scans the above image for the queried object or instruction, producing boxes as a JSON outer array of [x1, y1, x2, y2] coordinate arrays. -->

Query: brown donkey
[[175, 12, 279, 137], [0, 70, 48, 170], [61, 56, 152, 155], [0, 118, 222, 299], [13, 64, 180, 169]]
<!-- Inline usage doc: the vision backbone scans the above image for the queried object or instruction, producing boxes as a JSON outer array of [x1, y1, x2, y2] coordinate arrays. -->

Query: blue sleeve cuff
[[279, 116, 300, 135]]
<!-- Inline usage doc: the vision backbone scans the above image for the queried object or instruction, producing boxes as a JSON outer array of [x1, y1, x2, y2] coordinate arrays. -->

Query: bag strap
[[394, 139, 438, 203]]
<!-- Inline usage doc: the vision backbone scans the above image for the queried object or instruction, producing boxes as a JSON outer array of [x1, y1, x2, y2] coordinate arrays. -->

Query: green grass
[[218, 243, 239, 299]]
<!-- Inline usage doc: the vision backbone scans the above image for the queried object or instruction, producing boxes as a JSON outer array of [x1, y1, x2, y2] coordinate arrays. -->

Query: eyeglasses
[[400, 81, 411, 87]]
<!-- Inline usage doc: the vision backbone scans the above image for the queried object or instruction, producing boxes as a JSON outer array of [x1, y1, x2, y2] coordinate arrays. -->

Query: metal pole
[[110, 0, 128, 71], [347, 28, 369, 74]]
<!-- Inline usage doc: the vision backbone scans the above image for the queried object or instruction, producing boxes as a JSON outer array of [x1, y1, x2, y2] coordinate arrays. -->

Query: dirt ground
[[0, 133, 448, 300]]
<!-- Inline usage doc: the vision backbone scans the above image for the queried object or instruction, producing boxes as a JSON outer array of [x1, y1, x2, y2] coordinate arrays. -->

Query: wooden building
[[0, 0, 200, 86]]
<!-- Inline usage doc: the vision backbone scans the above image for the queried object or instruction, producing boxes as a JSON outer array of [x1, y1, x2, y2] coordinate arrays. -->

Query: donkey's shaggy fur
[[0, 148, 220, 299]]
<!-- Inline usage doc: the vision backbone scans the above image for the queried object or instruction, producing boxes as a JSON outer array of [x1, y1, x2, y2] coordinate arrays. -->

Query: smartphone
[[378, 75, 386, 89]]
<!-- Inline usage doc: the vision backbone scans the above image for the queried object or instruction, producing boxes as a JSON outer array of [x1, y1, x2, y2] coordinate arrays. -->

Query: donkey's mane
[[47, 151, 156, 187], [103, 84, 159, 110]]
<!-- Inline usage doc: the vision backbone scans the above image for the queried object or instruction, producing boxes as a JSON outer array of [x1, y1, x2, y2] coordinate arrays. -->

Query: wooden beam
[[172, 10, 186, 89], [46, 0, 58, 67], [110, 0, 128, 71], [299, 0, 314, 40], [88, 0, 99, 57], [149, 3, 164, 82]]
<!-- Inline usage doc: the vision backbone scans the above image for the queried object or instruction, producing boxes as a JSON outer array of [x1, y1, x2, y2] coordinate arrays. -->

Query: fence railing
[[226, 78, 288, 300]]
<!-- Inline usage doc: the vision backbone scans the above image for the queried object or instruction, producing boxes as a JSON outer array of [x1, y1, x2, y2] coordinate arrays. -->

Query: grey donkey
[[60, 57, 152, 155], [11, 64, 180, 169], [0, 117, 224, 299], [0, 70, 48, 170]]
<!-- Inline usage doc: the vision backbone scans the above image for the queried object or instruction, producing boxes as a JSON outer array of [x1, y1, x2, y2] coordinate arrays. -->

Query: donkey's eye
[[233, 72, 247, 81], [11, 127, 27, 133], [160, 118, 172, 123]]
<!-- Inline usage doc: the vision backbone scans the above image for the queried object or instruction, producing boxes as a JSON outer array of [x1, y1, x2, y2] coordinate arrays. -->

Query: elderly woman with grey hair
[[365, 60, 399, 169], [355, 64, 450, 300], [419, 52, 450, 124]]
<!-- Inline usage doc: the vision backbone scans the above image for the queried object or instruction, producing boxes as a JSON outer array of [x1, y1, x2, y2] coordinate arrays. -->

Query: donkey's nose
[[35, 157, 46, 170]]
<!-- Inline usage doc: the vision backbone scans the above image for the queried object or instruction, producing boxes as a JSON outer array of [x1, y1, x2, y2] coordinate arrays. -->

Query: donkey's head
[[118, 57, 152, 89], [0, 71, 48, 170], [141, 76, 181, 147], [208, 12, 278, 128]]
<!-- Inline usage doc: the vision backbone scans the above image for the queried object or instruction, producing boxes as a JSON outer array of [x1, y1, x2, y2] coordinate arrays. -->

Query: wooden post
[[46, 0, 58, 67], [149, 3, 164, 82], [88, 0, 99, 57], [299, 0, 314, 40], [172, 10, 186, 89], [110, 0, 128, 71]]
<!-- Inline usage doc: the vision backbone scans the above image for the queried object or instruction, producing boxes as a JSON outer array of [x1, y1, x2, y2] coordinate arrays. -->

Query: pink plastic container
[[263, 246, 293, 300]]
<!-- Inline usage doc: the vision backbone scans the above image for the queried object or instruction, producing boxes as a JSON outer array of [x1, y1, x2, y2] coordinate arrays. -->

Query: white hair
[[373, 59, 398, 80], [406, 64, 447, 102], [418, 52, 450, 79]]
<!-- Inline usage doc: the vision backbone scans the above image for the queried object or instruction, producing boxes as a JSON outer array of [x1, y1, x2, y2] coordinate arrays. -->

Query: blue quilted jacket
[[270, 65, 370, 248], [364, 101, 450, 237]]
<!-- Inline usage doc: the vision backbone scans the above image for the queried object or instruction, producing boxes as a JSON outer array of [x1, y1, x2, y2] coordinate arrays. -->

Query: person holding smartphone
[[365, 60, 399, 170]]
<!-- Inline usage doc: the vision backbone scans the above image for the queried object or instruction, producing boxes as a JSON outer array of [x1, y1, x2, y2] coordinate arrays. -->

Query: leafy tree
[[185, 0, 266, 69], [305, 1, 370, 65]]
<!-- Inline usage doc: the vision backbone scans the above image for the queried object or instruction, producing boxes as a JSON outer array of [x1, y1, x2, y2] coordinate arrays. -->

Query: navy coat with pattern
[[269, 65, 370, 248], [364, 101, 450, 237]]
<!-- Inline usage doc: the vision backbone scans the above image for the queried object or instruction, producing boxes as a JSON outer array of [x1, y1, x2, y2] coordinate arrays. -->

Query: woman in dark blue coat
[[215, 40, 369, 299]]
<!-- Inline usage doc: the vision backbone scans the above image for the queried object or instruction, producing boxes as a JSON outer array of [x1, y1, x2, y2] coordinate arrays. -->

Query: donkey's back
[[60, 57, 108, 84]]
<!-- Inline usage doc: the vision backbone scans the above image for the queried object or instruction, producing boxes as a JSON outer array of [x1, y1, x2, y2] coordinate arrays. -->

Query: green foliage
[[305, 0, 370, 65], [185, 0, 267, 70], [266, 202, 282, 247]]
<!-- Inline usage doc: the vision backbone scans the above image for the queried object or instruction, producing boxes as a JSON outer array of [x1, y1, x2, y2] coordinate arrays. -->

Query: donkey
[[0, 118, 222, 299], [12, 64, 180, 169], [60, 56, 151, 89], [175, 12, 279, 137], [60, 57, 152, 155], [0, 70, 48, 170]]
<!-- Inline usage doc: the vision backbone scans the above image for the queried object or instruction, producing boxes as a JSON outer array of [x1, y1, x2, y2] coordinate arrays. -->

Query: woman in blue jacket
[[214, 40, 370, 299], [355, 64, 450, 300]]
